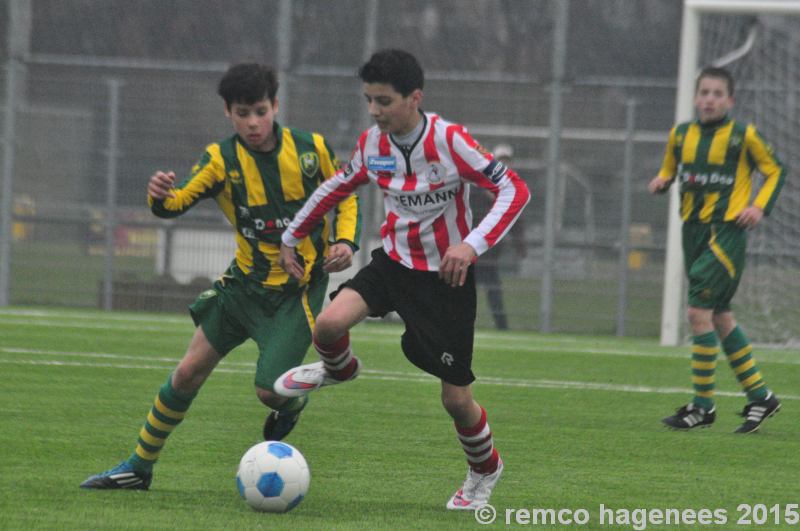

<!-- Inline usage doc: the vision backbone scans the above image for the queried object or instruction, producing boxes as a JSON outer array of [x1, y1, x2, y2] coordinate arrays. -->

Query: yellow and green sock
[[128, 373, 197, 473]]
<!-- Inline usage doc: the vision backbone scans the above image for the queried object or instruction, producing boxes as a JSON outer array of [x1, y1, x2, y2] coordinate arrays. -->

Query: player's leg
[[81, 277, 247, 490], [274, 251, 395, 397], [257, 282, 328, 440], [714, 311, 781, 433], [482, 261, 508, 330], [273, 288, 369, 397], [80, 327, 223, 490], [442, 382, 503, 510], [663, 224, 720, 429]]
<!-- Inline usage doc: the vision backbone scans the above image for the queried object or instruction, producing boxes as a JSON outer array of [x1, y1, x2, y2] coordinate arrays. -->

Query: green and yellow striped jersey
[[656, 117, 785, 223], [149, 123, 361, 290]]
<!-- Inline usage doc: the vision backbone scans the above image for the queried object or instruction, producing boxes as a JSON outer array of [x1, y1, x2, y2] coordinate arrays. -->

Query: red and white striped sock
[[455, 406, 500, 474], [313, 332, 358, 381]]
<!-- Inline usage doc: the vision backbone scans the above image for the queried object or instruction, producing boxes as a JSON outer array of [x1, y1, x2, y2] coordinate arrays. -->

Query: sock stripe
[[155, 396, 188, 420], [138, 428, 165, 448]]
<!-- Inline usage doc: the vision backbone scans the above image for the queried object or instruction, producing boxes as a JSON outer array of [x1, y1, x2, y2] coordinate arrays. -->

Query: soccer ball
[[236, 441, 310, 512]]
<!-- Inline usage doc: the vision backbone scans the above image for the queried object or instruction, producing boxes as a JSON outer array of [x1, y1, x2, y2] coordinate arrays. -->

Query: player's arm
[[441, 127, 531, 287], [746, 125, 786, 219], [148, 145, 226, 218], [317, 137, 362, 273], [281, 141, 369, 280], [648, 126, 678, 194]]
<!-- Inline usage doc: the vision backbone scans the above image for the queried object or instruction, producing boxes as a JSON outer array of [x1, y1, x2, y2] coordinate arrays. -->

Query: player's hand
[[648, 176, 671, 194], [323, 243, 354, 273], [439, 243, 477, 288], [736, 206, 763, 229], [279, 243, 305, 280], [148, 171, 176, 200]]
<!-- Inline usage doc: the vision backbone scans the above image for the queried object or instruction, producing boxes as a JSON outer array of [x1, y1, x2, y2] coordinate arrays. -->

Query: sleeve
[[148, 143, 226, 219], [656, 126, 679, 183], [317, 135, 362, 251], [282, 136, 370, 247], [746, 125, 786, 216], [446, 126, 531, 256]]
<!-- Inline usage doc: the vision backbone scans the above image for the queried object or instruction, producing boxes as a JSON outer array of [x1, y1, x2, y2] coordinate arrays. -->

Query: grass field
[[1, 307, 799, 530]]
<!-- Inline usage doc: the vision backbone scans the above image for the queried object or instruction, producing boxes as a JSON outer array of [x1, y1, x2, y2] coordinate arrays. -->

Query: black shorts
[[333, 248, 477, 386]]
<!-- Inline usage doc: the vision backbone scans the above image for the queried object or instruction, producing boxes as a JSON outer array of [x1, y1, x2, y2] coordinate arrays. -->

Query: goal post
[[660, 0, 800, 345]]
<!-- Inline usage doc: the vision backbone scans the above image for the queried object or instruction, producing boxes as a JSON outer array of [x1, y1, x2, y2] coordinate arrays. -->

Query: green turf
[[1, 307, 798, 530]]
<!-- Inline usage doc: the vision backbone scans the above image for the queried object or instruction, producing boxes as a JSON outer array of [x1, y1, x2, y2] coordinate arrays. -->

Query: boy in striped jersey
[[81, 63, 361, 490], [649, 66, 785, 434], [274, 49, 530, 510]]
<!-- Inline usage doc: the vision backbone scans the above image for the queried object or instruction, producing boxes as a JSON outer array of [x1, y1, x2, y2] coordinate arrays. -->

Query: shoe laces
[[461, 467, 498, 501]]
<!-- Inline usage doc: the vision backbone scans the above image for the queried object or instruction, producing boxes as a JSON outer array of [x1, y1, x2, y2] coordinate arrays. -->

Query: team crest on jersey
[[300, 152, 320, 178], [367, 156, 397, 172], [475, 143, 490, 155], [227, 169, 242, 184], [427, 163, 445, 184]]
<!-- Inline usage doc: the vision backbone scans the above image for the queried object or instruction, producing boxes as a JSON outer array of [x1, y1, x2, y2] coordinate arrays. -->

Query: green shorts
[[682, 222, 747, 311], [188, 264, 328, 391]]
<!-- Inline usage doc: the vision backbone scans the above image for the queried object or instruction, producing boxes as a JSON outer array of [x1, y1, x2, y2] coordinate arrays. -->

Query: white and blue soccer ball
[[236, 441, 310, 512]]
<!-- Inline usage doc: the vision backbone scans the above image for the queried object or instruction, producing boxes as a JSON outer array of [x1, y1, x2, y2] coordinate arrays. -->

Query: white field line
[[2, 348, 799, 401], [3, 320, 799, 364]]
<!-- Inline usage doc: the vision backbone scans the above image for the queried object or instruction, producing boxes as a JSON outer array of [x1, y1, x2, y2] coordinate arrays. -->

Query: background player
[[649, 66, 785, 433], [472, 143, 527, 330]]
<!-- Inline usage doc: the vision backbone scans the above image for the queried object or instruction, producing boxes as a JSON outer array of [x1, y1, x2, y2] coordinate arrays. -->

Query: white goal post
[[660, 0, 800, 345]]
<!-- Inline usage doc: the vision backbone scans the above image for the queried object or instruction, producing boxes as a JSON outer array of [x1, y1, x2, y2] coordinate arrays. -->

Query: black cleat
[[80, 461, 152, 490], [662, 403, 716, 430], [263, 395, 308, 441], [735, 392, 781, 434]]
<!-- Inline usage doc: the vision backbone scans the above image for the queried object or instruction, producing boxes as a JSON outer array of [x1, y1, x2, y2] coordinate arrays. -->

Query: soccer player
[[80, 63, 361, 490], [274, 49, 530, 510], [649, 66, 785, 434]]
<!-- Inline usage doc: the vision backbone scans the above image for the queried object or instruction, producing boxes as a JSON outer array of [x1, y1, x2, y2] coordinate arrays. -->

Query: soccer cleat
[[446, 459, 504, 510], [735, 392, 781, 434], [80, 461, 152, 490], [273, 358, 362, 398], [263, 395, 309, 441], [662, 403, 716, 430]]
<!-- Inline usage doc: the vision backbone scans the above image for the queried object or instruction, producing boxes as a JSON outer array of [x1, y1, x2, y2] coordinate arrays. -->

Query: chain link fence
[[1, 0, 704, 336]]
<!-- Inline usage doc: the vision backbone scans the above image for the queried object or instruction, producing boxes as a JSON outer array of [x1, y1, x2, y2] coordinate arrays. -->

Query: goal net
[[662, 1, 800, 346]]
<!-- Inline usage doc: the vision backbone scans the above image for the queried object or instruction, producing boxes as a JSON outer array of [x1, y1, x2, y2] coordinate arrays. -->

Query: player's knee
[[314, 312, 348, 344], [256, 387, 287, 409], [441, 391, 473, 420], [171, 363, 204, 393], [686, 306, 713, 331]]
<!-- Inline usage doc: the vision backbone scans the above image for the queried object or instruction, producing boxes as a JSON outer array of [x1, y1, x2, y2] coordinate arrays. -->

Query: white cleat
[[274, 358, 362, 397], [446, 459, 504, 510]]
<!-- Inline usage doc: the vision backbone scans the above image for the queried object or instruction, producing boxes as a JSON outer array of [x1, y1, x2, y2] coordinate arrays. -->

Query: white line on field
[[1, 355, 798, 401]]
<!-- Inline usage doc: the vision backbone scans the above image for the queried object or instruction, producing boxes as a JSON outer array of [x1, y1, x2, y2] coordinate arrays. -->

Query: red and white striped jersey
[[282, 111, 530, 271]]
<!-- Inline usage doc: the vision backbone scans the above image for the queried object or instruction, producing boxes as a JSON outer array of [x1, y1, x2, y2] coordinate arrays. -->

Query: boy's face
[[225, 98, 278, 151], [362, 82, 422, 136], [694, 76, 733, 124]]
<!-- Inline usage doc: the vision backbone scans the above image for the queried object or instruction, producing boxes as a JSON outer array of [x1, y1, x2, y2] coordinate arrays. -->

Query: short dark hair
[[358, 49, 424, 96], [217, 63, 279, 108], [696, 66, 735, 96]]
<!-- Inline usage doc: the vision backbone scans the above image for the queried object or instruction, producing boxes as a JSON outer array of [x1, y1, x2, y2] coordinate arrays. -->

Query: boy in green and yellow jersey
[[649, 66, 785, 434], [81, 63, 361, 490]]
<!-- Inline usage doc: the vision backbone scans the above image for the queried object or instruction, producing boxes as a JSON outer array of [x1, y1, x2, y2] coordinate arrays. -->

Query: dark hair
[[358, 49, 424, 96], [217, 63, 278, 108], [696, 66, 734, 96]]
